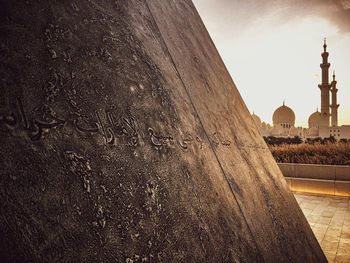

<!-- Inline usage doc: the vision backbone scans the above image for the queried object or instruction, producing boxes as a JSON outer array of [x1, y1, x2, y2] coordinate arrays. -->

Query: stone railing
[[278, 163, 350, 197]]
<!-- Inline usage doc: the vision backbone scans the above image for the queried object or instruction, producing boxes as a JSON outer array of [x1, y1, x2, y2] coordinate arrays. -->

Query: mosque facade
[[252, 40, 350, 140]]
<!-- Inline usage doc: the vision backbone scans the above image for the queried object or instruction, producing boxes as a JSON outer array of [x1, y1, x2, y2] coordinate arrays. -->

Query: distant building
[[252, 39, 350, 140]]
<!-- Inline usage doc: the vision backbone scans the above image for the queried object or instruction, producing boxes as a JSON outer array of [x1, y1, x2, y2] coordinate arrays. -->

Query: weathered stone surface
[[0, 0, 326, 262]]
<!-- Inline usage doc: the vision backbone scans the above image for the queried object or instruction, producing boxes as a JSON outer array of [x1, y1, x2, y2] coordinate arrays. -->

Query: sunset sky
[[193, 0, 350, 127]]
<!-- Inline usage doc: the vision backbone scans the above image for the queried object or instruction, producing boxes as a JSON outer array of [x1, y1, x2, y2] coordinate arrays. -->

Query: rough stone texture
[[0, 1, 326, 262]]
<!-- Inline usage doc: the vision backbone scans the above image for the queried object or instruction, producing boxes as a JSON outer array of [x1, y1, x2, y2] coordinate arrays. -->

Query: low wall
[[278, 163, 350, 197]]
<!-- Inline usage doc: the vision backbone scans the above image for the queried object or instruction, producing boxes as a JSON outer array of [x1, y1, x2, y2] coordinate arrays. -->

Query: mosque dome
[[272, 103, 295, 126], [251, 113, 262, 127], [308, 110, 321, 128]]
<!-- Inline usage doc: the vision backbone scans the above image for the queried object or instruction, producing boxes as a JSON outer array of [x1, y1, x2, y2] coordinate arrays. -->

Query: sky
[[192, 0, 350, 127]]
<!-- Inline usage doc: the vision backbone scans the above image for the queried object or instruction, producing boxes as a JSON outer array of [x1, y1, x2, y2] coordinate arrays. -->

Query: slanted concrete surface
[[0, 1, 326, 262]]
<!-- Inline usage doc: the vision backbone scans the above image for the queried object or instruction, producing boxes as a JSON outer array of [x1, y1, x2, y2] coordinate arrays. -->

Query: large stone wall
[[279, 163, 350, 196], [0, 1, 326, 262]]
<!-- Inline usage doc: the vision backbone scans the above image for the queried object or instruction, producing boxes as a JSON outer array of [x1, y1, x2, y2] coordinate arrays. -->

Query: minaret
[[330, 70, 339, 127], [318, 38, 331, 127]]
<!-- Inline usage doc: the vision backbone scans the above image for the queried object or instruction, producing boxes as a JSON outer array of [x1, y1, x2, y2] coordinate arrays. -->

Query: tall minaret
[[318, 38, 331, 127], [330, 70, 339, 127]]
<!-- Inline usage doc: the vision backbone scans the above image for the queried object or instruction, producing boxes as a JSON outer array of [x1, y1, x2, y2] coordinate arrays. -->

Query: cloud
[[279, 0, 350, 33], [194, 0, 350, 34], [327, 1, 350, 33]]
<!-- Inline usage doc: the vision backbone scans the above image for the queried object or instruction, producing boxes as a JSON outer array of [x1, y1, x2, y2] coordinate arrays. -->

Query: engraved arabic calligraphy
[[1, 98, 248, 151]]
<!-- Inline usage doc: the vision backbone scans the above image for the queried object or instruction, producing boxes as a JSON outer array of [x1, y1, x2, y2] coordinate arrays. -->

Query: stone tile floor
[[294, 192, 350, 263]]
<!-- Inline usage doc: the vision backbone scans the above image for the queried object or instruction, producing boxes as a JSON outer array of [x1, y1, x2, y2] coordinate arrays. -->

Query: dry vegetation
[[268, 142, 350, 165]]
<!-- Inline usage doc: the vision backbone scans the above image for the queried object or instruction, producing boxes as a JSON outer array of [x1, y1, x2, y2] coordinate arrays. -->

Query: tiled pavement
[[294, 192, 350, 263]]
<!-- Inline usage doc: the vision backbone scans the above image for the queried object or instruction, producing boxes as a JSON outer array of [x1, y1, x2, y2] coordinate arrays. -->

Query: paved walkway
[[294, 192, 350, 263]]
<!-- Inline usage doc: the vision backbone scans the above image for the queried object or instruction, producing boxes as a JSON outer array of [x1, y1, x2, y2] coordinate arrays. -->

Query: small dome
[[251, 113, 261, 126], [308, 111, 321, 128], [272, 104, 295, 126]]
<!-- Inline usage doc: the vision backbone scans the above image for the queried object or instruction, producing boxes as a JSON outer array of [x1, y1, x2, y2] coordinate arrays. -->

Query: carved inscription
[[0, 99, 271, 152], [196, 136, 204, 150], [148, 128, 173, 149], [178, 132, 193, 151], [0, 98, 65, 141], [210, 132, 231, 147], [74, 110, 143, 146]]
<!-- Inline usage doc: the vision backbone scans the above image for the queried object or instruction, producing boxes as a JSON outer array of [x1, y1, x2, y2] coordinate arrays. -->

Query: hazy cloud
[[194, 0, 350, 34], [277, 0, 350, 33]]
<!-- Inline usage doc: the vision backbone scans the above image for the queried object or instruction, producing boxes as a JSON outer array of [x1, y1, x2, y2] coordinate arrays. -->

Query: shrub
[[268, 141, 350, 165]]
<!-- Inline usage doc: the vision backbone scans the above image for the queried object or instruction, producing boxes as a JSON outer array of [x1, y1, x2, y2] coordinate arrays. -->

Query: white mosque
[[252, 40, 350, 140]]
